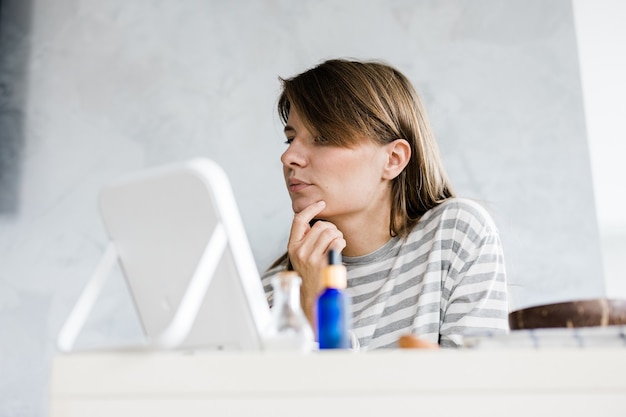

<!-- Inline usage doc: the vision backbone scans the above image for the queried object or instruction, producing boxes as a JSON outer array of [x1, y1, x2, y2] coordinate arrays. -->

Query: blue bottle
[[316, 249, 351, 349]]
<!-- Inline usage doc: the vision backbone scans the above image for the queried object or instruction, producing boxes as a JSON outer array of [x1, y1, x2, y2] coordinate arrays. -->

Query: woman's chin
[[291, 199, 319, 214], [291, 202, 307, 214]]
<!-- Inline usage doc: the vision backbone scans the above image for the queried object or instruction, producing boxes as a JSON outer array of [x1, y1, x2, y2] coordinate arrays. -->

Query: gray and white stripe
[[261, 198, 509, 349]]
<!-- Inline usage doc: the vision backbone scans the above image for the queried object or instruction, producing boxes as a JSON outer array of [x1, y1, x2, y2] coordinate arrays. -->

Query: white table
[[49, 348, 626, 417]]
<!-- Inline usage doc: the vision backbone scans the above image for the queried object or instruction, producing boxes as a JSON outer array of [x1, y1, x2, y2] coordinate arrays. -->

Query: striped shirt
[[261, 198, 509, 349]]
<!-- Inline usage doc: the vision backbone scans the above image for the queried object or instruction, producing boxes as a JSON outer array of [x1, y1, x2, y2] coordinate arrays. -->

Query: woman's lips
[[288, 178, 310, 193]]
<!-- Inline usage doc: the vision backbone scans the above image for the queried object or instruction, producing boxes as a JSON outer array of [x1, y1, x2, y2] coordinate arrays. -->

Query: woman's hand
[[288, 201, 346, 325]]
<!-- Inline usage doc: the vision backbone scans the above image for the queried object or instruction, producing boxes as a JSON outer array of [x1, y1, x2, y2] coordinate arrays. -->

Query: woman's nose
[[281, 141, 307, 168]]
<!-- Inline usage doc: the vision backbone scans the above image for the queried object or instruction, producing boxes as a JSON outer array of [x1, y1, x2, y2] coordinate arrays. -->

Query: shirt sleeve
[[438, 201, 510, 347]]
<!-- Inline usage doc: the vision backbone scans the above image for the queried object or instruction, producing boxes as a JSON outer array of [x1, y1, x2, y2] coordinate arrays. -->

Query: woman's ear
[[382, 139, 411, 180]]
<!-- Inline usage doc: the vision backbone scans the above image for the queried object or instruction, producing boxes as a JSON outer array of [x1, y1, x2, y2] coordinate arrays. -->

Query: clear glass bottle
[[263, 271, 314, 352]]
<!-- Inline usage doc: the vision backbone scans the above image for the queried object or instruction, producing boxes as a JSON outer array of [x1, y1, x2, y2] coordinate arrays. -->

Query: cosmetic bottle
[[263, 271, 314, 352], [316, 249, 352, 349]]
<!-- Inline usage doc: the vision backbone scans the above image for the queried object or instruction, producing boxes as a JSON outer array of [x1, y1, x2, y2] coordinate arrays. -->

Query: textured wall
[[0, 0, 603, 415]]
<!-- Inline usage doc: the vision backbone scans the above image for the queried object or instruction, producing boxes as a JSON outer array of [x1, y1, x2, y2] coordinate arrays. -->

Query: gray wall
[[0, 0, 604, 416]]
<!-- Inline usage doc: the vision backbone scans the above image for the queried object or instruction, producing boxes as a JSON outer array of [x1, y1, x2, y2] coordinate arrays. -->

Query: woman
[[262, 58, 508, 349]]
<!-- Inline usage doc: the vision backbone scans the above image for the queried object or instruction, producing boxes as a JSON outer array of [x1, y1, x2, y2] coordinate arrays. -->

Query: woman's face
[[280, 109, 391, 222]]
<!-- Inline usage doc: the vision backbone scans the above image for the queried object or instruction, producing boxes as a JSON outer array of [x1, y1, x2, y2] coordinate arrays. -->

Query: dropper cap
[[328, 249, 342, 266], [322, 249, 347, 289]]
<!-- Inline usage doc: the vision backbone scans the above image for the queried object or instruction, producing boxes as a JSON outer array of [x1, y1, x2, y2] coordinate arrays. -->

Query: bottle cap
[[328, 249, 342, 266], [323, 249, 347, 289]]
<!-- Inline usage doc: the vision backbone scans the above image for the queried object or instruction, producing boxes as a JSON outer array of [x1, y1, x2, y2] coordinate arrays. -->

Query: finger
[[312, 223, 343, 249], [299, 222, 344, 261], [311, 222, 345, 252], [329, 237, 347, 254], [289, 201, 326, 242]]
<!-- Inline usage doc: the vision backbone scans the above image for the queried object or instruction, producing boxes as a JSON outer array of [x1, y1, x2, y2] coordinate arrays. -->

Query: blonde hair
[[278, 58, 455, 237]]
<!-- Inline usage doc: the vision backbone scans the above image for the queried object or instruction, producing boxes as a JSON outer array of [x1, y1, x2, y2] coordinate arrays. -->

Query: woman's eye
[[284, 137, 294, 145]]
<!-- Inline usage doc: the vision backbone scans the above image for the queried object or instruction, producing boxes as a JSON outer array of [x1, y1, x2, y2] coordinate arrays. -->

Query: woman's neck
[[331, 209, 393, 257], [343, 230, 393, 257]]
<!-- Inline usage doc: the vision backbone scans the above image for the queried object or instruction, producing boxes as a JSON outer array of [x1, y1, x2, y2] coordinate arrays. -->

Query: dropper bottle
[[316, 249, 351, 349]]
